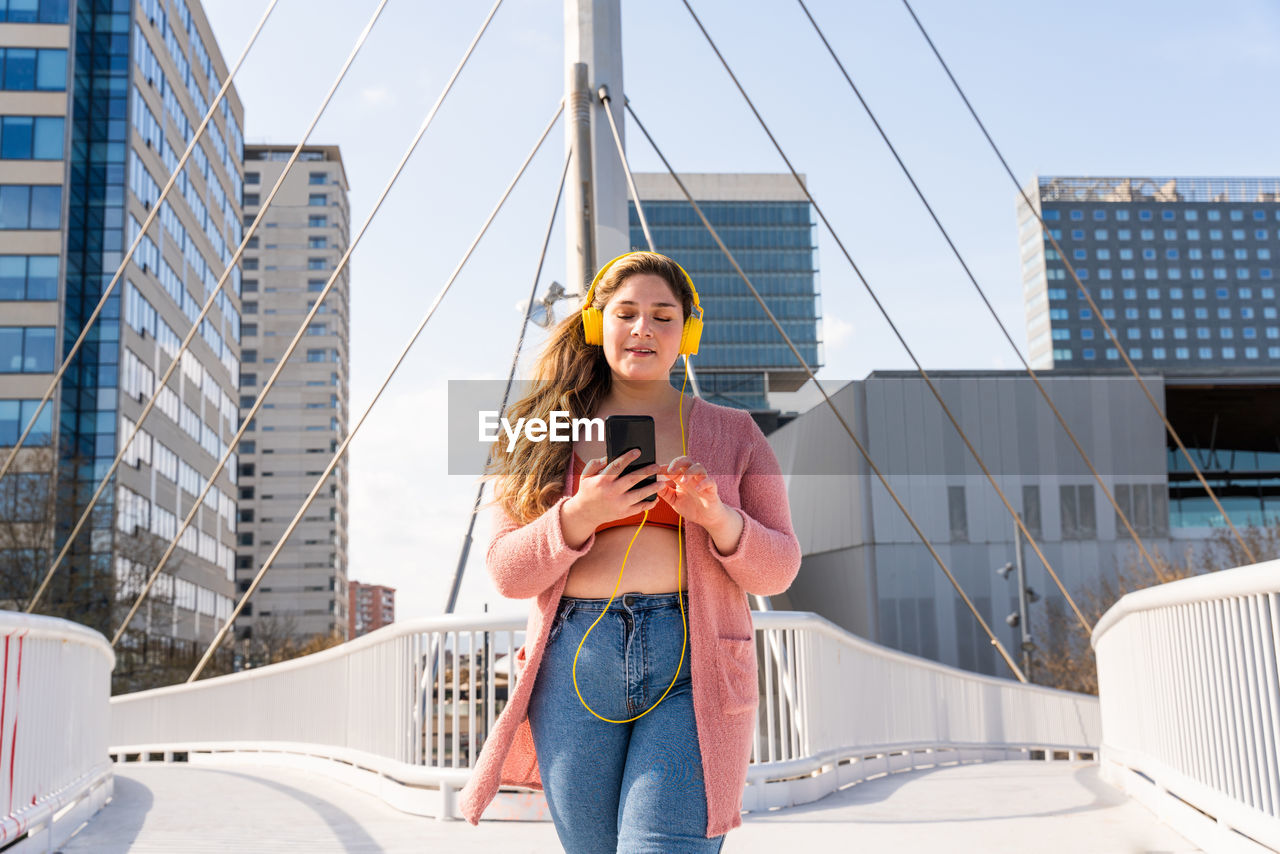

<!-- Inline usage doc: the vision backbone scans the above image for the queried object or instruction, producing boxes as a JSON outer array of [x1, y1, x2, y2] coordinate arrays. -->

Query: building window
[[0, 326, 54, 373], [308, 193, 327, 207], [308, 258, 326, 270], [0, 48, 67, 91], [243, 193, 259, 206], [947, 485, 967, 542], [0, 255, 58, 300], [0, 116, 64, 160], [0, 399, 52, 445], [308, 236, 327, 249], [309, 215, 327, 228], [1060, 484, 1096, 539], [309, 172, 327, 185], [0, 185, 61, 229]]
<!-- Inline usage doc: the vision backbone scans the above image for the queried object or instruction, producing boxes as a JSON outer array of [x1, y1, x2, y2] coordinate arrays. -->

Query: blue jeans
[[528, 592, 727, 853]]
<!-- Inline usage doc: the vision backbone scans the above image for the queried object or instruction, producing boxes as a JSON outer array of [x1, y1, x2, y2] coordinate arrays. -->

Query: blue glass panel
[[0, 328, 22, 371], [39, 0, 70, 24], [20, 399, 51, 444], [0, 400, 16, 442], [0, 257, 23, 299], [33, 116, 63, 159], [6, 0, 39, 22], [29, 185, 60, 229], [3, 49, 36, 90], [24, 327, 54, 371], [35, 49, 66, 90], [0, 117, 32, 159], [0, 185, 29, 228]]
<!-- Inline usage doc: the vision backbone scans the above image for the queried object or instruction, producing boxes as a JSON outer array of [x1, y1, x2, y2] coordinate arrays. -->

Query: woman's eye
[[616, 314, 672, 322]]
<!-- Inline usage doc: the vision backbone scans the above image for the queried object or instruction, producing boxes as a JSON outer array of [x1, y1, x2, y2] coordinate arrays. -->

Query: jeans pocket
[[717, 635, 758, 715], [547, 601, 574, 645]]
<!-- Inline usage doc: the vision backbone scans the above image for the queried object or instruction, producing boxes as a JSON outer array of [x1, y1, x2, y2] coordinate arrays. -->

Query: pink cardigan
[[457, 397, 801, 838]]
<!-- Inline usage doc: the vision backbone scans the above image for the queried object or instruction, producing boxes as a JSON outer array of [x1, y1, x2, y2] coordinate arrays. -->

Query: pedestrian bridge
[[5, 562, 1278, 853]]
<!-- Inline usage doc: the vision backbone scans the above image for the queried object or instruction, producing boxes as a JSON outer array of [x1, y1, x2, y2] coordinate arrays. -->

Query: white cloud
[[360, 86, 394, 106], [823, 314, 855, 348]]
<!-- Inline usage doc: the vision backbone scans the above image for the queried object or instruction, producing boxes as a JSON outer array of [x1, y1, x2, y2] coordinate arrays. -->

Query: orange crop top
[[570, 452, 682, 533]]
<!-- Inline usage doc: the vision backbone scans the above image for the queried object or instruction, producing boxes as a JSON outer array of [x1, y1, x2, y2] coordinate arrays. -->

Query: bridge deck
[[58, 759, 1200, 853]]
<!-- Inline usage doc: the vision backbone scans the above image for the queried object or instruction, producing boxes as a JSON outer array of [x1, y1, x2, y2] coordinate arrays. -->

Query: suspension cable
[[0, 0, 280, 488], [93, 0, 397, 638], [898, 0, 1256, 565], [795, 0, 1170, 585], [188, 101, 564, 682], [680, 0, 1092, 633], [627, 101, 1027, 683], [443, 148, 573, 617], [597, 85, 701, 399], [35, 0, 501, 625]]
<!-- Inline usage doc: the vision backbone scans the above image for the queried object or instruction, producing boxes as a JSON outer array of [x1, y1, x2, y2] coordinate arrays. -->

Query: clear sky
[[200, 0, 1280, 621]]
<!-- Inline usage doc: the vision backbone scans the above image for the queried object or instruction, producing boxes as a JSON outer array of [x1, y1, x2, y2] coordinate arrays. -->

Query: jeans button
[[623, 594, 634, 607]]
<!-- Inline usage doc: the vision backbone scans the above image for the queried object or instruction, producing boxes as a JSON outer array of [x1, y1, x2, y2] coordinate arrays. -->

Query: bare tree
[[1036, 521, 1280, 695], [238, 610, 345, 668], [0, 448, 235, 693]]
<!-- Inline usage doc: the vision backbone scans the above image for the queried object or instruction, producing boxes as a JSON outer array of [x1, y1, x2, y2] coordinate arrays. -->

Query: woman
[[459, 251, 801, 852]]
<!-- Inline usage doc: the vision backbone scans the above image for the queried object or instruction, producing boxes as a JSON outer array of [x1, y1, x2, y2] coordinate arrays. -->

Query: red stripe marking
[[7, 631, 24, 817], [0, 636, 8, 806]]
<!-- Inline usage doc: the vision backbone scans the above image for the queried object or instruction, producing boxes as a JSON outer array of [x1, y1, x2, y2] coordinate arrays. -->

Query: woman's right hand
[[567, 448, 664, 528]]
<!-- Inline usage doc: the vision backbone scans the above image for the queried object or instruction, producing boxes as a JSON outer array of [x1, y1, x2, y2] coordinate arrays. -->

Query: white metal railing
[[109, 609, 1100, 820], [0, 611, 115, 853], [1092, 559, 1280, 853]]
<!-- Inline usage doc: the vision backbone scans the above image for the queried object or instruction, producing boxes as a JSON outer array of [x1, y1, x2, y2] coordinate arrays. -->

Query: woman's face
[[601, 273, 685, 381]]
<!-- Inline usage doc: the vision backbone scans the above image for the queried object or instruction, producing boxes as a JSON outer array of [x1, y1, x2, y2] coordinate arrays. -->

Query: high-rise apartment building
[[235, 144, 350, 644], [348, 580, 393, 638], [1020, 176, 1280, 370], [0, 0, 245, 686], [630, 173, 821, 423]]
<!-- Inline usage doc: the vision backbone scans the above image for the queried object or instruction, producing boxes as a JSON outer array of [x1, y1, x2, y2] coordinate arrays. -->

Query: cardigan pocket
[[717, 635, 758, 715]]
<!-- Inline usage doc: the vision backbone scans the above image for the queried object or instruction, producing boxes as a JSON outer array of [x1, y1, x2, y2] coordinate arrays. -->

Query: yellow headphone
[[580, 251, 704, 355], [571, 251, 702, 723]]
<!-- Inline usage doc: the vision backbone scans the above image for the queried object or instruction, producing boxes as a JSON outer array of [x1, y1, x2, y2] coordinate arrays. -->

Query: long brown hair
[[484, 252, 696, 524]]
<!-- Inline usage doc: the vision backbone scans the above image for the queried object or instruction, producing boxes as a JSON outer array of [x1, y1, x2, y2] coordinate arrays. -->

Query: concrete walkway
[[59, 759, 1200, 853]]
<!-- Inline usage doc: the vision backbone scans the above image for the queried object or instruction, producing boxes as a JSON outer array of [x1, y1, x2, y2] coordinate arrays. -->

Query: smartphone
[[605, 415, 658, 502]]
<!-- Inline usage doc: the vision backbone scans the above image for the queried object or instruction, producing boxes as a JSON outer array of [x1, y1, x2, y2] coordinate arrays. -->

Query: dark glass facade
[[53, 0, 131, 632], [629, 198, 820, 411]]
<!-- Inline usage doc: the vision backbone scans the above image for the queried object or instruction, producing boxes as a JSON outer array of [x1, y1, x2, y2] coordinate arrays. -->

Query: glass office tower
[[630, 173, 821, 418], [0, 0, 243, 685], [1019, 176, 1280, 370]]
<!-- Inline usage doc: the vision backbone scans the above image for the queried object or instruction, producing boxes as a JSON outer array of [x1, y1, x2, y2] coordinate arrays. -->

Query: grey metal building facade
[[1020, 176, 1280, 370], [767, 371, 1180, 677]]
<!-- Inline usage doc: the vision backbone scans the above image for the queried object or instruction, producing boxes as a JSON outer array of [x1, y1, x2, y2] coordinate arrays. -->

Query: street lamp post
[[997, 513, 1039, 680]]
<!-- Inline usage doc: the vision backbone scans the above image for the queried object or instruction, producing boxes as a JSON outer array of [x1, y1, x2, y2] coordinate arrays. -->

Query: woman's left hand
[[656, 456, 723, 528]]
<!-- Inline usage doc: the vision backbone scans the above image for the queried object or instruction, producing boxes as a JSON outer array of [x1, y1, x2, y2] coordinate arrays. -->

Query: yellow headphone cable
[[570, 360, 693, 723]]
